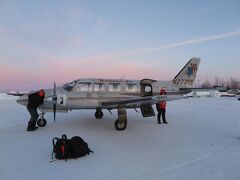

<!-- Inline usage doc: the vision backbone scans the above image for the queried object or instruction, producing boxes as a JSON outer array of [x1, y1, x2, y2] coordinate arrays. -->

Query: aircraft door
[[141, 84, 152, 96], [139, 79, 157, 117], [140, 79, 157, 97], [140, 104, 155, 117]]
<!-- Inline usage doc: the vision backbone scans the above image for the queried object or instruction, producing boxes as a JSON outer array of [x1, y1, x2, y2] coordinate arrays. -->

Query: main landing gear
[[95, 108, 103, 119], [37, 112, 47, 127], [95, 108, 128, 131], [114, 108, 127, 131]]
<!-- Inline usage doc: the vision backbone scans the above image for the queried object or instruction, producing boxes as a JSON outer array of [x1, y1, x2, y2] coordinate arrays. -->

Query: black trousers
[[157, 108, 166, 123], [27, 108, 39, 126]]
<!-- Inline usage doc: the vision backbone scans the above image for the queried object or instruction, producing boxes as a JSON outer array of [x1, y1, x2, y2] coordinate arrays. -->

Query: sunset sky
[[0, 0, 240, 91]]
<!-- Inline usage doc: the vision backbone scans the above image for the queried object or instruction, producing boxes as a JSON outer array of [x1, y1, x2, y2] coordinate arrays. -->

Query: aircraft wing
[[7, 92, 29, 96], [101, 95, 185, 108]]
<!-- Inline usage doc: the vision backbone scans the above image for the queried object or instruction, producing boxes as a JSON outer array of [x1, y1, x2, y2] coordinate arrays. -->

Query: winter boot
[[27, 121, 38, 131], [163, 121, 168, 124]]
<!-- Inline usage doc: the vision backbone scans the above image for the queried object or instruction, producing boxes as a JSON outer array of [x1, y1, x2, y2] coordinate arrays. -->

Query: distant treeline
[[199, 77, 240, 90]]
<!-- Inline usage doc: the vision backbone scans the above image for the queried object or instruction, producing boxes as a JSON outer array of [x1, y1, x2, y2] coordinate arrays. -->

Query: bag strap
[[61, 135, 68, 161], [51, 138, 59, 160], [89, 148, 94, 153], [50, 136, 68, 162]]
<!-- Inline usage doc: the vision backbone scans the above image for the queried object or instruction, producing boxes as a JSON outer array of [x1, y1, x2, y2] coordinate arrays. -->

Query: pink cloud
[[39, 56, 172, 85], [0, 55, 172, 91], [0, 63, 36, 90]]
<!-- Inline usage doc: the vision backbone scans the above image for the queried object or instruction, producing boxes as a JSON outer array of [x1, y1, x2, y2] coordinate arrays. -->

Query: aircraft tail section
[[172, 57, 200, 88]]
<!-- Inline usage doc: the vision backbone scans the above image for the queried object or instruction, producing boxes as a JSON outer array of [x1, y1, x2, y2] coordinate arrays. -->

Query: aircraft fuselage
[[17, 78, 183, 111]]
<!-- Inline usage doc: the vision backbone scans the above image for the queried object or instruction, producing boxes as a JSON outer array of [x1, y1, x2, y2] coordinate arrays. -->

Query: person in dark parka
[[27, 89, 45, 131], [156, 89, 168, 124]]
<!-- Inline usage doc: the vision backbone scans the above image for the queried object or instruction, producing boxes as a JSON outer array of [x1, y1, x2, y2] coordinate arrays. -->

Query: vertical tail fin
[[172, 57, 200, 88]]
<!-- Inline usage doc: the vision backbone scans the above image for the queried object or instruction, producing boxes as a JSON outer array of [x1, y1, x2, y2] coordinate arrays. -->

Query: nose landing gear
[[37, 112, 47, 127]]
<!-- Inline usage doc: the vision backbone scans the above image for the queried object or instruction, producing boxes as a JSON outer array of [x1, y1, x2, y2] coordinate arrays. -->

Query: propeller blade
[[53, 104, 56, 122], [53, 82, 56, 97], [52, 81, 57, 122]]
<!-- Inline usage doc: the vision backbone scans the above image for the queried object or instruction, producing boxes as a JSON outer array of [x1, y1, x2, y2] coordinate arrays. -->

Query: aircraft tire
[[114, 119, 127, 131], [37, 118, 47, 127], [95, 110, 103, 119]]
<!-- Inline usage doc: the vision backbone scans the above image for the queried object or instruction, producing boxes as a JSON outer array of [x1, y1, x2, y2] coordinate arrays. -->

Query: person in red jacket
[[156, 89, 168, 124]]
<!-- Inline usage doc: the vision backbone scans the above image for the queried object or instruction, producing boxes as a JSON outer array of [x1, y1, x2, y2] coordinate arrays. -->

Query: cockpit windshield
[[62, 81, 76, 91]]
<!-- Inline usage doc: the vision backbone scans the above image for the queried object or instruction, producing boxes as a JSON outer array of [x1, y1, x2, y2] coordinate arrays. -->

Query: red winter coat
[[159, 101, 166, 109]]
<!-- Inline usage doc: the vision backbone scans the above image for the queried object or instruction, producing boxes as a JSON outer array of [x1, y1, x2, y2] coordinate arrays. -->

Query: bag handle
[[62, 134, 67, 140], [52, 138, 59, 147]]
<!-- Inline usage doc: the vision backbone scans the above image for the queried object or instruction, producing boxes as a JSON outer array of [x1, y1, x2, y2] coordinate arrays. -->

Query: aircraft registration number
[[173, 79, 194, 86]]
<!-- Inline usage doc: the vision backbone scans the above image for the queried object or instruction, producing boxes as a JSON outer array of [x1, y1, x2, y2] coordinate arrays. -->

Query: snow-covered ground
[[1, 94, 240, 180], [0, 93, 18, 100]]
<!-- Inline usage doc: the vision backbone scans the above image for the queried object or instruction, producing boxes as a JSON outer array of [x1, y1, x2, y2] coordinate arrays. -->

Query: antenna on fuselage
[[120, 74, 125, 80]]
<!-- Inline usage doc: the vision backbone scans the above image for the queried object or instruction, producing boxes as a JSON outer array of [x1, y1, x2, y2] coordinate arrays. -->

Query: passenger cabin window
[[94, 83, 105, 92], [75, 82, 92, 92], [126, 84, 138, 92], [109, 83, 121, 92]]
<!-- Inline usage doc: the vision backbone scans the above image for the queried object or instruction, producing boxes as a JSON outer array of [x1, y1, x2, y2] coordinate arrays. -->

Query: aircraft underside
[[38, 104, 156, 131]]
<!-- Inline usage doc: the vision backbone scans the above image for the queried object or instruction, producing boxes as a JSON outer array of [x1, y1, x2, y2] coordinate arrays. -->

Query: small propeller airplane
[[16, 57, 200, 131]]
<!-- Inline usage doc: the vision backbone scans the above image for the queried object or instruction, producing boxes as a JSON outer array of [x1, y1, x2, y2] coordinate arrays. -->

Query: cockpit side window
[[126, 83, 138, 92], [109, 83, 121, 92], [94, 83, 105, 92], [75, 82, 92, 92], [63, 81, 76, 91]]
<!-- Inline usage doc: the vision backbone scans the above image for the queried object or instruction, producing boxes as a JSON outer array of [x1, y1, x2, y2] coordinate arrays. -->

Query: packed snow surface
[[1, 94, 240, 180]]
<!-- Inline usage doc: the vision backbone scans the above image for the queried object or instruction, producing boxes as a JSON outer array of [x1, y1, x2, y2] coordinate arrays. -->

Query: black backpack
[[52, 134, 93, 161], [70, 136, 93, 158], [52, 135, 74, 161]]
